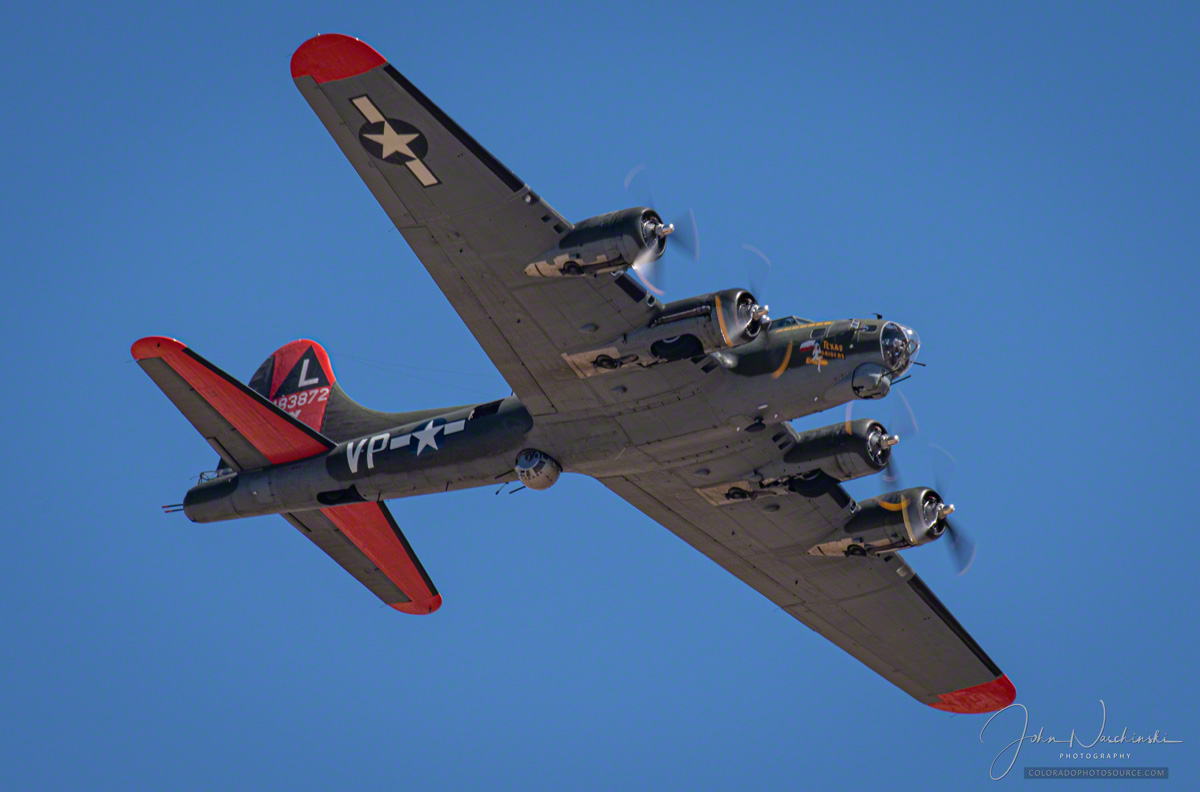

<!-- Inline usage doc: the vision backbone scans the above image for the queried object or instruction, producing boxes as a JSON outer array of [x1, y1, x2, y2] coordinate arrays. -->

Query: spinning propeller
[[623, 165, 699, 295], [848, 392, 978, 575], [741, 243, 774, 306], [931, 444, 978, 576]]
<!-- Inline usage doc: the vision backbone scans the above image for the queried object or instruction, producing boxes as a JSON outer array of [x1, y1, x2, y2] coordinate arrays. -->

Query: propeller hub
[[644, 218, 674, 241]]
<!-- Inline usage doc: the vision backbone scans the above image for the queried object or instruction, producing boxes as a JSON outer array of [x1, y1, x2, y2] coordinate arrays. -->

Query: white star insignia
[[411, 420, 443, 455], [364, 122, 420, 160]]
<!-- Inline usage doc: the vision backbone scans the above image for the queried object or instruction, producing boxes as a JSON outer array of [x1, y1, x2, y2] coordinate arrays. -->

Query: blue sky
[[2, 1, 1197, 788]]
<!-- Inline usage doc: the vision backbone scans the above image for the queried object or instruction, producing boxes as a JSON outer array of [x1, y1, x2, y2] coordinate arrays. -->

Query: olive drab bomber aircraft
[[133, 34, 1016, 714]]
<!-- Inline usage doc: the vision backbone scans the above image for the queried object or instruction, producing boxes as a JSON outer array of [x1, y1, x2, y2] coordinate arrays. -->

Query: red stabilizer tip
[[131, 336, 185, 360], [291, 34, 386, 83], [392, 594, 443, 615], [928, 674, 1017, 714]]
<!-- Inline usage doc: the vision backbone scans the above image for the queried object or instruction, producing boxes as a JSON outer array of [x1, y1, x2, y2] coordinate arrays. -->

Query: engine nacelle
[[564, 289, 769, 375], [808, 487, 950, 556], [642, 289, 768, 351], [515, 449, 561, 490], [524, 208, 667, 278], [781, 418, 896, 482]]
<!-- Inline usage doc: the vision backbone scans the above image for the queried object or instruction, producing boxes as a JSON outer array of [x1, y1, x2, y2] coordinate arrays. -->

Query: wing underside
[[291, 34, 676, 416], [601, 436, 1015, 713]]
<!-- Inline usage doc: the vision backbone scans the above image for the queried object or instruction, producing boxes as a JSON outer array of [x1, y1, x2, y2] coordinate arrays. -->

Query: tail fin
[[247, 339, 476, 443], [246, 339, 338, 433]]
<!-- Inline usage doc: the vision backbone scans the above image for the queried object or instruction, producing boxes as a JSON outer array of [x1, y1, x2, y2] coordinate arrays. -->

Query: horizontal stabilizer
[[132, 336, 334, 471], [284, 502, 441, 614]]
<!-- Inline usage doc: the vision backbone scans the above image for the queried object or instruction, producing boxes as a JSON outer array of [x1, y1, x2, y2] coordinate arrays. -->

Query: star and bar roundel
[[351, 95, 440, 187]]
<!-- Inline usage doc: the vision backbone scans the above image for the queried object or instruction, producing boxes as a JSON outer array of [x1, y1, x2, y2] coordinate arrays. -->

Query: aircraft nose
[[881, 322, 920, 373]]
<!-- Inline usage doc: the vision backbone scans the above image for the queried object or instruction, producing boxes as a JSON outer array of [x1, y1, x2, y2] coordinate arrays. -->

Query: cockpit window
[[773, 316, 797, 328]]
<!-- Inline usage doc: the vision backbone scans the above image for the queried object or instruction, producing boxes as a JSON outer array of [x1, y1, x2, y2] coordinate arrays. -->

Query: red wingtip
[[291, 34, 386, 83], [392, 594, 442, 615], [132, 336, 185, 360], [928, 674, 1017, 714]]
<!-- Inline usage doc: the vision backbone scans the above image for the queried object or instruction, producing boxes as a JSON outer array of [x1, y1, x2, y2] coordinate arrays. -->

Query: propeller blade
[[632, 245, 666, 296], [929, 442, 958, 483], [670, 208, 699, 261], [741, 243, 772, 301], [622, 163, 645, 189], [881, 455, 904, 489], [944, 519, 977, 576], [892, 389, 919, 438], [623, 163, 655, 208], [931, 449, 975, 574]]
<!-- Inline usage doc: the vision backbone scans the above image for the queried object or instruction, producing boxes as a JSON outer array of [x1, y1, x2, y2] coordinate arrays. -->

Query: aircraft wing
[[599, 428, 1016, 713], [291, 34, 666, 417]]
